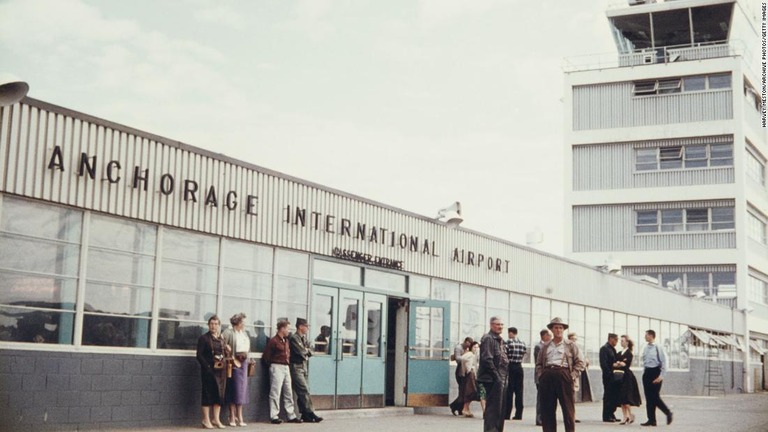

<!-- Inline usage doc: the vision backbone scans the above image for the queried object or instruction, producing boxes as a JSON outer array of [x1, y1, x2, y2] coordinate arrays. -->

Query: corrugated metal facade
[[0, 99, 739, 327], [572, 82, 733, 130], [573, 136, 735, 190], [573, 203, 737, 252]]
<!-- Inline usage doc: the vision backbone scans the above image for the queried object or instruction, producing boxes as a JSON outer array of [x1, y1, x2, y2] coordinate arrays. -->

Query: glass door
[[309, 285, 387, 409], [406, 299, 450, 407]]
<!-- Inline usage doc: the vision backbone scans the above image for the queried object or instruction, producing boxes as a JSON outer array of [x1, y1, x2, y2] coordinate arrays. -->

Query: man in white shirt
[[641, 329, 673, 427]]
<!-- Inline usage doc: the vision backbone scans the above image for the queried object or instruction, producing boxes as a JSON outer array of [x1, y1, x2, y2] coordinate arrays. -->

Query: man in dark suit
[[477, 316, 509, 432], [599, 333, 620, 423]]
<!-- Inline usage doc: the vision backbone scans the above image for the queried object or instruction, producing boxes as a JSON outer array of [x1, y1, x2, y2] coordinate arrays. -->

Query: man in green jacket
[[289, 318, 323, 423]]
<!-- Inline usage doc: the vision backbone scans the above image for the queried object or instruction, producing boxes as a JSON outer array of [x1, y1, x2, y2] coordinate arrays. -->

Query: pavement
[[138, 393, 768, 432]]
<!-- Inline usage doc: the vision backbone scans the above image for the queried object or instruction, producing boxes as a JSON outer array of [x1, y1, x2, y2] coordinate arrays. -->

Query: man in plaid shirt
[[503, 327, 527, 420]]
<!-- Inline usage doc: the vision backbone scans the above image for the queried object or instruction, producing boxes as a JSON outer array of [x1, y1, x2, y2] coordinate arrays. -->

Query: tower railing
[[562, 40, 745, 73]]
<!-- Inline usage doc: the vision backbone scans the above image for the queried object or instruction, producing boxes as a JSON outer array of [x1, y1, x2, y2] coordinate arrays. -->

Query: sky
[[0, 0, 619, 255]]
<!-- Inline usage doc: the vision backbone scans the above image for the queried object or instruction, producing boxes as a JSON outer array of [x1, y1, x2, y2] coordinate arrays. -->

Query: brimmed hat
[[295, 318, 308, 327], [546, 317, 569, 330]]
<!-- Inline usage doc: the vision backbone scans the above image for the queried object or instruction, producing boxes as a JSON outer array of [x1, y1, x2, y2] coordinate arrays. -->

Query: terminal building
[[563, 0, 768, 393], [0, 2, 764, 430]]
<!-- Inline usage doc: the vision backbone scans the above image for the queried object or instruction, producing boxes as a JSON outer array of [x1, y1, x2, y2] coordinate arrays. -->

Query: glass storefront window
[[365, 300, 383, 357], [157, 229, 219, 350], [432, 279, 459, 344], [276, 251, 309, 333], [569, 305, 586, 358], [532, 298, 551, 338], [408, 275, 430, 298], [221, 239, 273, 351], [487, 289, 510, 336], [509, 293, 531, 358], [314, 259, 358, 285], [364, 268, 405, 292], [83, 214, 156, 348], [0, 197, 81, 345], [461, 284, 485, 342], [585, 307, 600, 365], [311, 294, 333, 356]]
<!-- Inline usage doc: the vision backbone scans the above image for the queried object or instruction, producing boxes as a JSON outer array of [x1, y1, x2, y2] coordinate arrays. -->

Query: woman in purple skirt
[[223, 313, 251, 427]]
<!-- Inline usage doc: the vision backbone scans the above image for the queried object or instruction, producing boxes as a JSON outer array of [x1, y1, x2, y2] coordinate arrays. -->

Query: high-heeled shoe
[[212, 422, 226, 429], [619, 418, 628, 425], [464, 412, 474, 418], [630, 414, 636, 424], [201, 422, 214, 430], [237, 420, 247, 427]]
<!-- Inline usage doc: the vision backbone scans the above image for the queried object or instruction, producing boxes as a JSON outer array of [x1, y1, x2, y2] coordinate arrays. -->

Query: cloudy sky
[[0, 0, 621, 255]]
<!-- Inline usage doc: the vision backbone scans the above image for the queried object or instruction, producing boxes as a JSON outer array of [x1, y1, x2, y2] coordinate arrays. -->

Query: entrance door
[[309, 285, 387, 409], [406, 299, 451, 407]]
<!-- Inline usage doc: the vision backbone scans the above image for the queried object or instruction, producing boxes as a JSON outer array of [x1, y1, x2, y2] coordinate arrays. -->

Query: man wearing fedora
[[289, 318, 323, 423], [477, 316, 509, 432], [535, 317, 585, 432]]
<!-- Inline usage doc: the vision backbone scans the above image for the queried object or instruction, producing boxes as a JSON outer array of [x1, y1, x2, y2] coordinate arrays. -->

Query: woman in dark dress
[[615, 335, 642, 424], [196, 315, 231, 429]]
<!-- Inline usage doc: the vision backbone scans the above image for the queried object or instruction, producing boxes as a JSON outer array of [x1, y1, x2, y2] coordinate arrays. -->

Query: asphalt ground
[[139, 393, 768, 432]]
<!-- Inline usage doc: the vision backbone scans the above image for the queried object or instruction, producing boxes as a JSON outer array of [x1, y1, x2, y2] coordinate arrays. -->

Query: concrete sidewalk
[[139, 393, 768, 432]]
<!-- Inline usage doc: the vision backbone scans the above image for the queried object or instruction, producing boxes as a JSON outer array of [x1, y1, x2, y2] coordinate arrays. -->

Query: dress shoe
[[213, 423, 226, 429], [512, 416, 522, 420], [640, 421, 657, 426], [287, 418, 303, 424], [535, 422, 542, 426], [603, 419, 618, 423], [575, 419, 581, 423], [312, 415, 323, 423], [270, 418, 282, 424], [229, 422, 237, 427], [666, 412, 673, 425], [202, 422, 214, 430], [302, 416, 315, 423], [464, 412, 474, 418], [238, 421, 247, 427]]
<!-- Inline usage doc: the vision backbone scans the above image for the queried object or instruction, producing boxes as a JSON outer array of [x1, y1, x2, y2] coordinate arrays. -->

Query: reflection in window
[[275, 251, 309, 332], [222, 239, 273, 352], [312, 295, 333, 355], [158, 229, 219, 350], [461, 284, 485, 341], [366, 300, 383, 357], [0, 197, 81, 345], [313, 259, 359, 285], [84, 215, 155, 348], [341, 297, 359, 356], [365, 269, 405, 292], [412, 306, 446, 359], [432, 279, 459, 345]]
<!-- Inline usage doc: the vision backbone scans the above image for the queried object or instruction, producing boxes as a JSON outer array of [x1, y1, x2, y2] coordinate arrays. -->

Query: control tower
[[563, 0, 766, 392]]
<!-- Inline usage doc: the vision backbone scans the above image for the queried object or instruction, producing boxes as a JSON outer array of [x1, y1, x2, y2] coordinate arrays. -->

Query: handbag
[[247, 360, 256, 377], [612, 370, 625, 383]]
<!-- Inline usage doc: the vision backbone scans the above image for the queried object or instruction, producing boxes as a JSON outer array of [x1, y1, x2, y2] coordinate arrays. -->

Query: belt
[[544, 365, 568, 369]]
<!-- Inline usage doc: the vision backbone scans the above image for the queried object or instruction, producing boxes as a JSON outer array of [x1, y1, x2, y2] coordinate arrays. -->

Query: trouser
[[535, 383, 542, 424], [643, 367, 670, 424], [602, 375, 618, 421], [539, 368, 575, 432], [290, 362, 314, 418], [502, 363, 524, 419], [481, 375, 507, 432], [269, 364, 297, 420], [449, 367, 465, 413]]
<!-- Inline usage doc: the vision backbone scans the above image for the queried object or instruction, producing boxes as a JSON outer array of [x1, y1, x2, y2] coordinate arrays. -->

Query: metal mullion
[[85, 278, 154, 290], [270, 248, 278, 333], [0, 303, 77, 314], [89, 244, 155, 259], [0, 266, 80, 280], [83, 310, 151, 320], [0, 230, 81, 247], [150, 227, 163, 351], [216, 238, 224, 320], [74, 211, 90, 348]]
